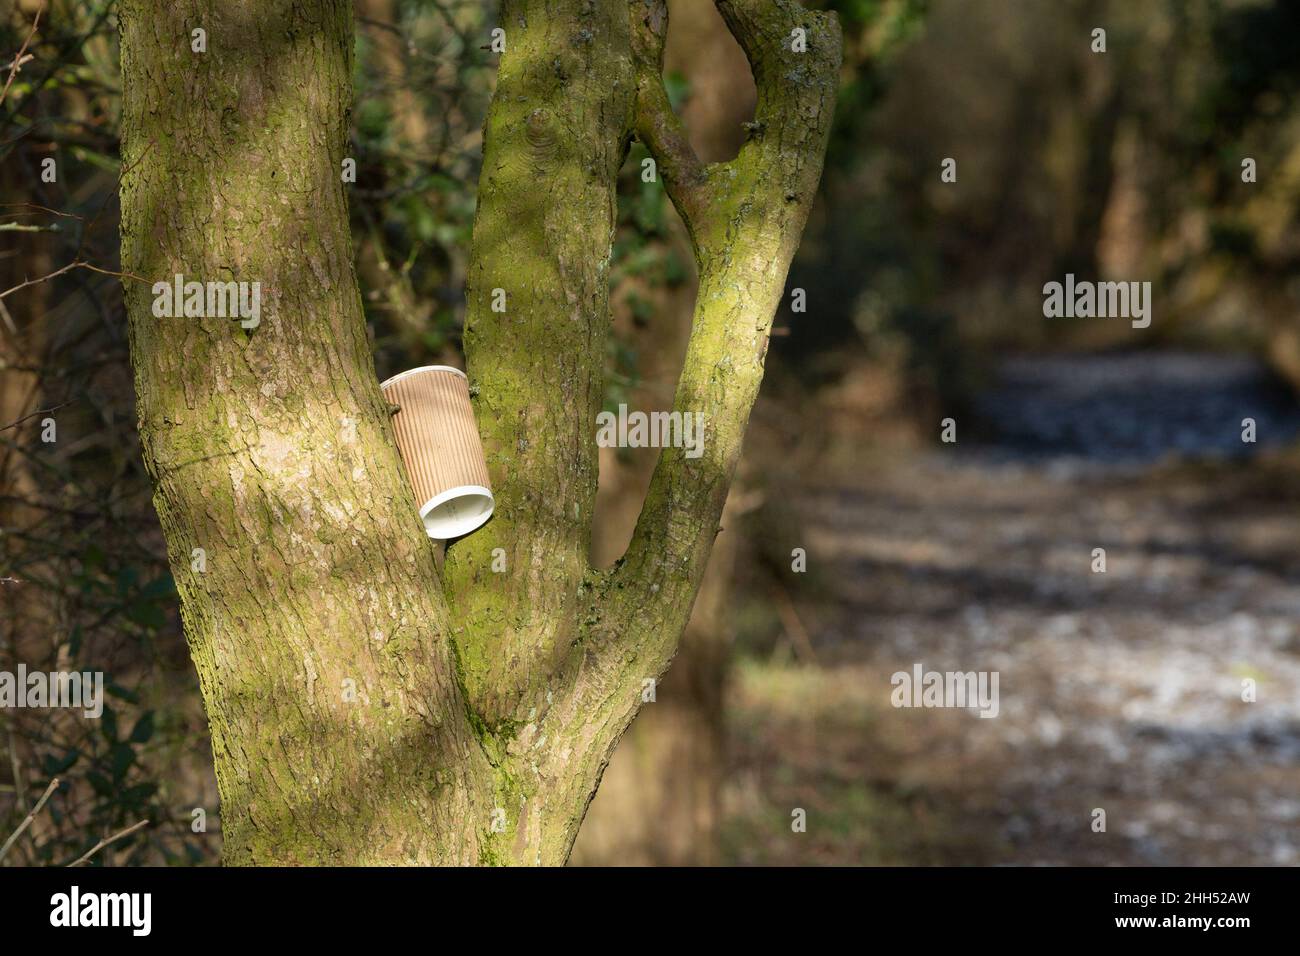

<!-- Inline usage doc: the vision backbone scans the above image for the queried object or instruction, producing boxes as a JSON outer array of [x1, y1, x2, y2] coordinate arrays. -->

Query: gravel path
[[795, 354, 1300, 865]]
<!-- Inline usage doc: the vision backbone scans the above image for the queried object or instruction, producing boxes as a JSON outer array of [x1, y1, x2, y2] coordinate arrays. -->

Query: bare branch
[[65, 820, 150, 867], [0, 202, 84, 221], [0, 222, 60, 232], [0, 260, 149, 301], [0, 776, 59, 863], [0, 400, 73, 432], [0, 1, 44, 110]]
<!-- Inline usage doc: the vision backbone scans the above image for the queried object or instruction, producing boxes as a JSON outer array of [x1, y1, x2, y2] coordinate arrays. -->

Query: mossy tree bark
[[118, 0, 495, 864], [119, 0, 838, 864], [575, 0, 759, 864]]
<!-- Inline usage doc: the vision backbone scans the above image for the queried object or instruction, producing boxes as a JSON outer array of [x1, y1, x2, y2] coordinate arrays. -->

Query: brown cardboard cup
[[381, 365, 494, 540]]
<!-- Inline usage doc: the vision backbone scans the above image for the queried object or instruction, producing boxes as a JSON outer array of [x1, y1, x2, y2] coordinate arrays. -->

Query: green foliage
[[352, 1, 498, 378], [819, 0, 930, 158], [602, 138, 692, 410]]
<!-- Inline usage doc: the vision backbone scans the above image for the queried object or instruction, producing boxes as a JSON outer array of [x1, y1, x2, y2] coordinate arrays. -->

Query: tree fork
[[119, 0, 838, 865]]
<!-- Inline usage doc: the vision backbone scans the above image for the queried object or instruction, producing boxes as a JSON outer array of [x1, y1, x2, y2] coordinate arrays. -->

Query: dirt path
[[725, 355, 1300, 865]]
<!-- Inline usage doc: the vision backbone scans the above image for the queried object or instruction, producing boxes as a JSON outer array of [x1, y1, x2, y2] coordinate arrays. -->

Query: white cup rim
[[380, 365, 468, 389], [418, 484, 494, 540]]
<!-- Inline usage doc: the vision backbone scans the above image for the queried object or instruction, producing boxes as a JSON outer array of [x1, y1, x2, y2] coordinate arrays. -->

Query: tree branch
[[0, 776, 59, 863], [608, 0, 841, 678], [634, 77, 713, 245], [0, 0, 43, 110], [523, 3, 840, 860], [65, 819, 150, 867], [0, 400, 73, 432], [630, 0, 712, 246], [0, 259, 149, 301]]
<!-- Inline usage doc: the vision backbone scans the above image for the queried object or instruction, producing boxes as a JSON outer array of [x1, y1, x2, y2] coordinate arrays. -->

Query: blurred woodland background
[[3, 0, 1299, 865]]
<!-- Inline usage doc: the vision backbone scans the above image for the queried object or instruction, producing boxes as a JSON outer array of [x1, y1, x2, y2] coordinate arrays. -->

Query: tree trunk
[[119, 0, 838, 864], [118, 0, 491, 864]]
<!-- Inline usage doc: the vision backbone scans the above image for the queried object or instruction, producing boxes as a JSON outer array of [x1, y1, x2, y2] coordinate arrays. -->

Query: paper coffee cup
[[381, 365, 494, 540]]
